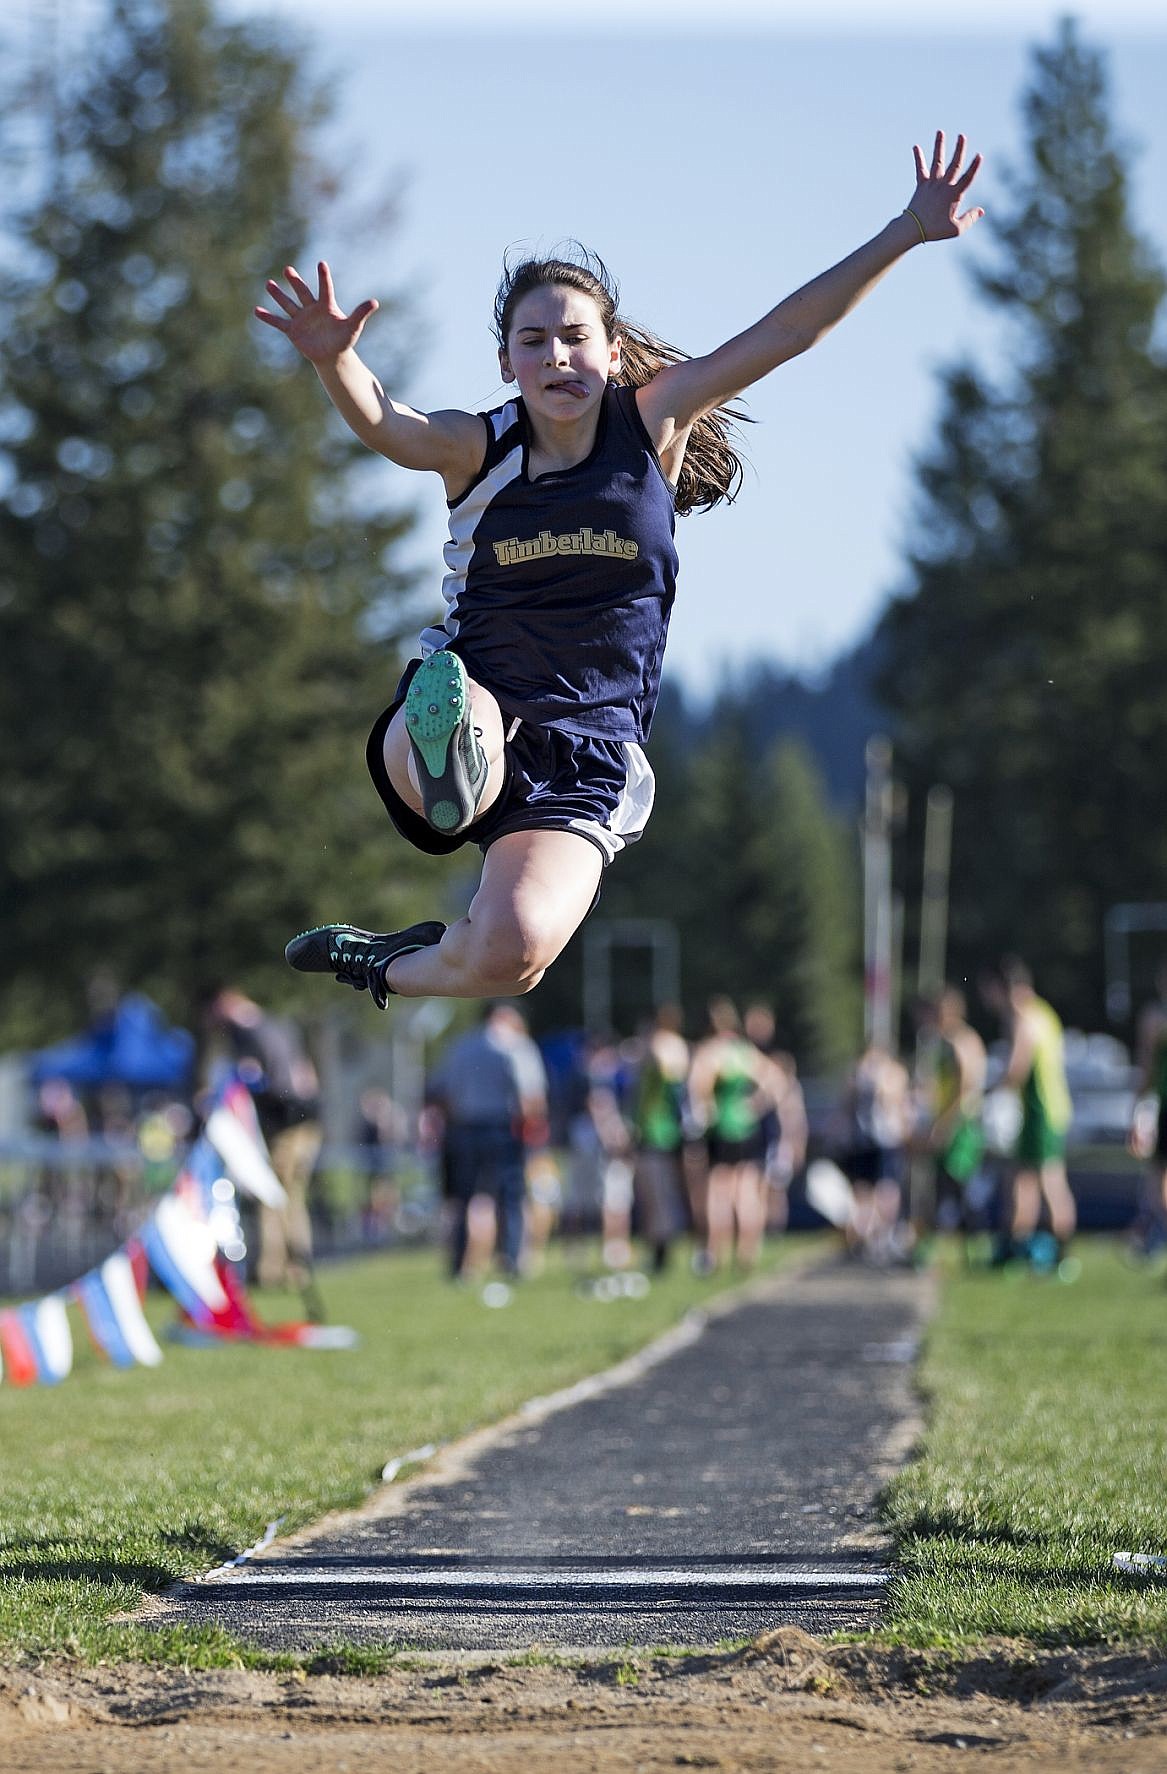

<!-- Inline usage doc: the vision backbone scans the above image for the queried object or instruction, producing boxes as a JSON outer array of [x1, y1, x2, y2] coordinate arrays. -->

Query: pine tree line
[[876, 19, 1167, 1033]]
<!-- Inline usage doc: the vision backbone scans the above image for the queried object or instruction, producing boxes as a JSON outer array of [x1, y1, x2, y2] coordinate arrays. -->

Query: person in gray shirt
[[429, 1003, 548, 1278]]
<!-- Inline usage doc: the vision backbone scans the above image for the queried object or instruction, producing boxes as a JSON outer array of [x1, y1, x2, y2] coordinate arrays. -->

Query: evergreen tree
[[0, 0, 436, 1044], [680, 714, 766, 1021], [877, 21, 1167, 1026], [743, 741, 860, 1071]]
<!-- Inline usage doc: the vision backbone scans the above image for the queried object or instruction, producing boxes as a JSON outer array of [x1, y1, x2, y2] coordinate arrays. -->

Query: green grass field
[[883, 1242, 1167, 1647], [0, 1241, 793, 1667], [3, 1236, 1166, 1667]]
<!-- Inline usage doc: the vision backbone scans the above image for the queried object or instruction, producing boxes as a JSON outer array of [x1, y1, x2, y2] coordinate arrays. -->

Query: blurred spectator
[[136, 1097, 194, 1196], [35, 1079, 88, 1144], [768, 1051, 808, 1234], [428, 1002, 548, 1280], [1125, 965, 1167, 1259], [840, 1041, 913, 1263], [523, 1149, 564, 1275], [980, 957, 1076, 1265], [631, 1005, 690, 1273], [689, 997, 780, 1272], [357, 1085, 408, 1241], [565, 1034, 636, 1270], [744, 1003, 808, 1235], [204, 988, 322, 1289], [96, 1084, 141, 1231]]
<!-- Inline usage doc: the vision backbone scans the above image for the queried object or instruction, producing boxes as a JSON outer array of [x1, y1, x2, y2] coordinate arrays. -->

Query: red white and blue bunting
[[0, 1076, 357, 1387]]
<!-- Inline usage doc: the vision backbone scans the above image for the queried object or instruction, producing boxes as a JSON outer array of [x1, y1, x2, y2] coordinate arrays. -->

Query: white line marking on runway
[[200, 1565, 889, 1590], [861, 1339, 919, 1363]]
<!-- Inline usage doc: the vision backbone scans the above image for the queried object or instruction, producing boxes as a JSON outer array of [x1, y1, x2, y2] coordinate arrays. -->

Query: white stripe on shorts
[[568, 741, 656, 864]]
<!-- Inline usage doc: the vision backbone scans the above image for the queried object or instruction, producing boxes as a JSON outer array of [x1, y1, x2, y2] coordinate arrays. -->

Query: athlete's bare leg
[[385, 827, 604, 999], [703, 1164, 738, 1269], [1040, 1159, 1076, 1242], [732, 1165, 767, 1268], [1010, 1167, 1041, 1239], [383, 672, 508, 820]]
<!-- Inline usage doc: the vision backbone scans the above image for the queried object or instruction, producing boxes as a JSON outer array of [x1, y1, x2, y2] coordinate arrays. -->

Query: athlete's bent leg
[[383, 670, 507, 824], [385, 828, 604, 999]]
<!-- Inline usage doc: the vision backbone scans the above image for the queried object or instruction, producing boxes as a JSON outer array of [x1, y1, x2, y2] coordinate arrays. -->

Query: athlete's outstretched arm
[[255, 261, 485, 490], [637, 132, 984, 443]]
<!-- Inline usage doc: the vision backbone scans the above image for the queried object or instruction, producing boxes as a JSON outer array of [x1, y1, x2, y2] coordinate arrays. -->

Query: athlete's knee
[[467, 905, 563, 991]]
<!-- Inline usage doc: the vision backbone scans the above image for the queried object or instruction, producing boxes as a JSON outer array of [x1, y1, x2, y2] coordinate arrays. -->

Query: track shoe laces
[[404, 650, 488, 834], [285, 921, 446, 1009]]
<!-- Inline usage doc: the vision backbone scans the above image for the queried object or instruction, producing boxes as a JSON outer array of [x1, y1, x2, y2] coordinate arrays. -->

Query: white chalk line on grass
[[195, 1516, 287, 1583], [382, 1442, 441, 1483], [1114, 1551, 1167, 1574], [198, 1564, 890, 1591]]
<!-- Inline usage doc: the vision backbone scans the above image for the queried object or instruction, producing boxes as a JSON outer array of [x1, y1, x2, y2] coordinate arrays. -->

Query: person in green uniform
[[918, 987, 986, 1236], [981, 958, 1076, 1262], [689, 998, 781, 1272], [631, 1005, 690, 1273]]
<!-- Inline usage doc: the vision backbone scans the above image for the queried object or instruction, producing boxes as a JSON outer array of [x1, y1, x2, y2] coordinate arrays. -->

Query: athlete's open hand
[[254, 260, 378, 362], [906, 131, 984, 241]]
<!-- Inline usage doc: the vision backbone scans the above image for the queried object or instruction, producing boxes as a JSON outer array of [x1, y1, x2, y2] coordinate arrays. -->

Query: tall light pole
[[917, 784, 954, 1000], [863, 736, 894, 1051]]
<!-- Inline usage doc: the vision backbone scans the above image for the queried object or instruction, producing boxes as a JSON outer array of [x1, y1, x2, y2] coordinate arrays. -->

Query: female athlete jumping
[[257, 133, 983, 1005]]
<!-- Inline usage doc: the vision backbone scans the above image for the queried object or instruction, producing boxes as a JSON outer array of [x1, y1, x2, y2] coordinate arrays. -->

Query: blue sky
[[29, 0, 1167, 691]]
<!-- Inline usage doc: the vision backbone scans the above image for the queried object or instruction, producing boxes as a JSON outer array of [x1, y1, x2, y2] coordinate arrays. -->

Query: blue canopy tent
[[30, 994, 196, 1094]]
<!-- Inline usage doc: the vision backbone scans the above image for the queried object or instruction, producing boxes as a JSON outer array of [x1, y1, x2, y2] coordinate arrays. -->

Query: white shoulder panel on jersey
[[418, 401, 523, 656]]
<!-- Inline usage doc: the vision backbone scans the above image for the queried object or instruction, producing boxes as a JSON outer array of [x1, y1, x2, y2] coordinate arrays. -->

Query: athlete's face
[[499, 287, 621, 419]]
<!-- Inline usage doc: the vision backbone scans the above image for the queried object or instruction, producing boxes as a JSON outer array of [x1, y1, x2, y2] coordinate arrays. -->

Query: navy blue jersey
[[418, 384, 679, 744]]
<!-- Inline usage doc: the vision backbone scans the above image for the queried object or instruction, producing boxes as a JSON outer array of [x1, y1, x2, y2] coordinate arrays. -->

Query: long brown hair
[[493, 246, 747, 517]]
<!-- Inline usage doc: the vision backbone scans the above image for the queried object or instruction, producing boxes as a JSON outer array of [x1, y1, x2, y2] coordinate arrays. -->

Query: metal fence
[[0, 1132, 442, 1299]]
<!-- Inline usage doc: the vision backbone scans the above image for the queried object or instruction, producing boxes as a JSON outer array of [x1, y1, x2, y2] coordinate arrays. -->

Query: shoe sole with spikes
[[404, 651, 488, 834]]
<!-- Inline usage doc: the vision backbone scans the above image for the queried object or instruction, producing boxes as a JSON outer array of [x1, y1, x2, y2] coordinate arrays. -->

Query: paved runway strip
[[154, 1262, 927, 1651]]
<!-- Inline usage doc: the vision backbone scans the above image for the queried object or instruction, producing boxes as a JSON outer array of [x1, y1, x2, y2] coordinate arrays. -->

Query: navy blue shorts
[[366, 657, 656, 865], [706, 1129, 768, 1169], [845, 1144, 907, 1187]]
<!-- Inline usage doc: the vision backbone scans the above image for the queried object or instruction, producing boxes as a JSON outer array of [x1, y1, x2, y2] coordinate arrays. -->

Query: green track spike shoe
[[404, 651, 488, 834], [285, 921, 446, 1009]]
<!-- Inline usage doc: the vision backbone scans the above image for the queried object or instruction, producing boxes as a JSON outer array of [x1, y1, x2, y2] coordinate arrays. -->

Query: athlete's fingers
[[930, 129, 945, 177], [945, 133, 966, 182], [317, 260, 337, 307], [955, 205, 986, 234], [254, 307, 290, 332], [284, 263, 316, 305], [954, 152, 983, 197], [350, 297, 379, 325], [264, 279, 299, 316], [912, 142, 927, 182]]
